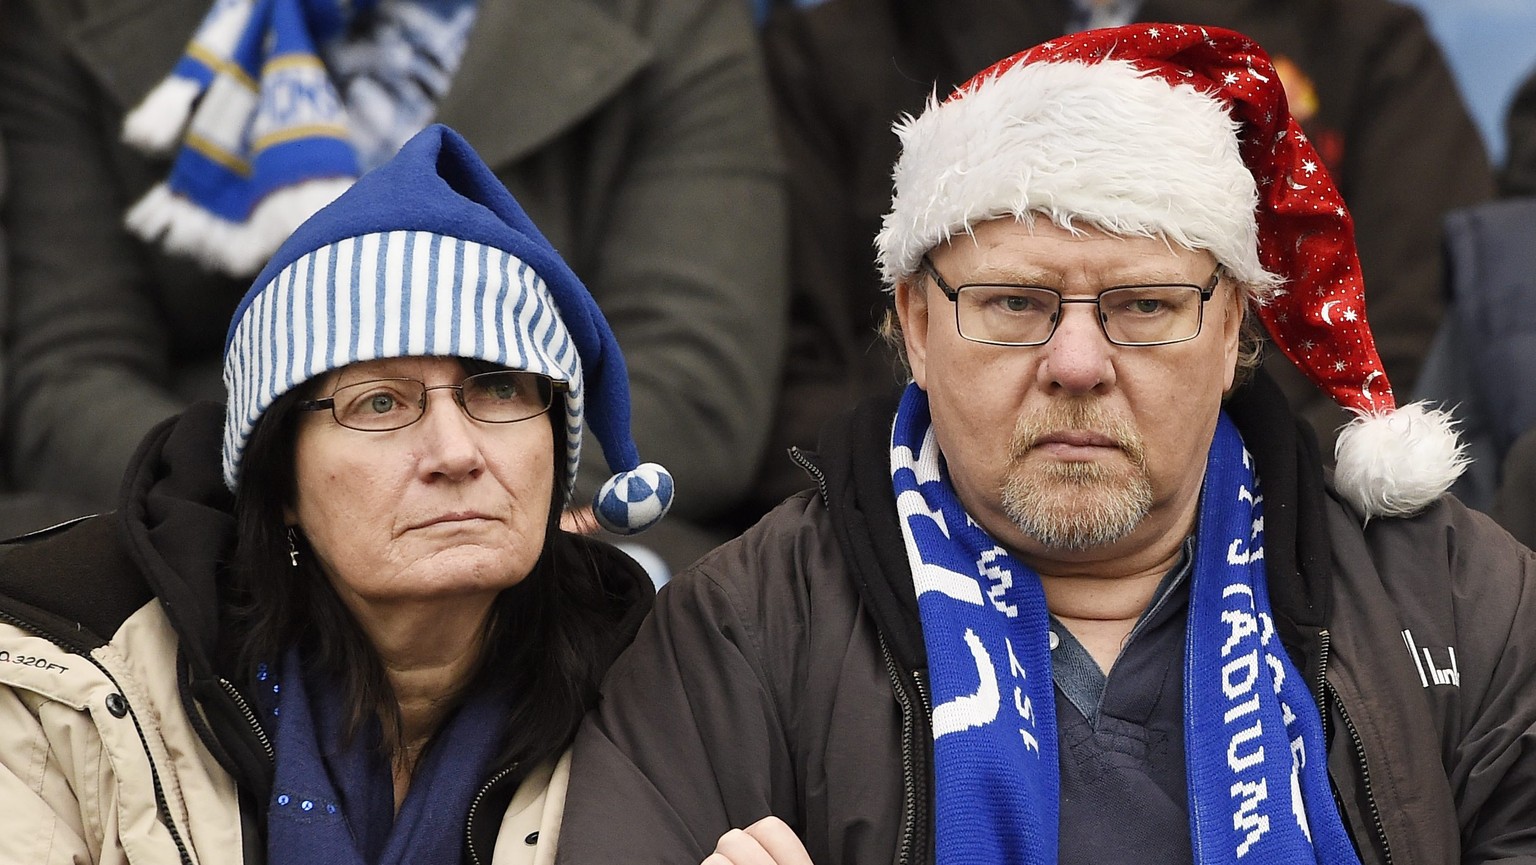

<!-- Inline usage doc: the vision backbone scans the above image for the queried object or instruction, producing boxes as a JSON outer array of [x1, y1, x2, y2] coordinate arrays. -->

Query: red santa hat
[[875, 23, 1465, 519]]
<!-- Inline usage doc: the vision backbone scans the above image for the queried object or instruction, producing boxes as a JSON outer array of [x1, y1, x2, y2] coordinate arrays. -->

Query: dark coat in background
[[1503, 67, 1536, 197]]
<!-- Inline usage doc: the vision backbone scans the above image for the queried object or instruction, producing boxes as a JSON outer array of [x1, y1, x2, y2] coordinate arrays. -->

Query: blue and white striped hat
[[221, 124, 673, 535]]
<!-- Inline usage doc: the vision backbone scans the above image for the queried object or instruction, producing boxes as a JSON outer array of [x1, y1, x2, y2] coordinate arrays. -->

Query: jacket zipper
[[1314, 628, 1332, 744], [1, 607, 195, 865], [879, 636, 920, 865], [1325, 678, 1392, 865], [911, 668, 932, 865], [789, 446, 830, 504], [464, 761, 520, 865], [218, 677, 275, 765]]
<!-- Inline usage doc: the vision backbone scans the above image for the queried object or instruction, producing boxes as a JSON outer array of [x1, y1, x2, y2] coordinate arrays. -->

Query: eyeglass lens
[[956, 284, 1206, 346], [328, 371, 554, 431]]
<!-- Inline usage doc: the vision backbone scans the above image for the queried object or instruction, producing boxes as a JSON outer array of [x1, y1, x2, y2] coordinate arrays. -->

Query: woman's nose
[[415, 389, 485, 479]]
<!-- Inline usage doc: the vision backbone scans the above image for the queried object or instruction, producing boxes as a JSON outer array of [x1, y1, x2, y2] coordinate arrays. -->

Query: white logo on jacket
[[1402, 629, 1459, 687]]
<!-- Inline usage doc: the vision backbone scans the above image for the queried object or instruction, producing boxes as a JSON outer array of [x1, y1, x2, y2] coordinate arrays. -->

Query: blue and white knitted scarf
[[122, 0, 476, 275], [890, 384, 1361, 864]]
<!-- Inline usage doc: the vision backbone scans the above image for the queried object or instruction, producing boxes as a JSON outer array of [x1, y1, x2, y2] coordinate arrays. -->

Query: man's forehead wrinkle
[[957, 263, 1200, 286]]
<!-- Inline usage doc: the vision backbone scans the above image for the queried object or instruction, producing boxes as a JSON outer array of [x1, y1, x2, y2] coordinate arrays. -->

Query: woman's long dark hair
[[221, 363, 631, 773]]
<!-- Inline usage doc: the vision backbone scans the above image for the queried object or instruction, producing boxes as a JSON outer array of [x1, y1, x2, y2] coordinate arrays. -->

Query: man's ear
[[1220, 280, 1246, 392], [895, 277, 931, 389]]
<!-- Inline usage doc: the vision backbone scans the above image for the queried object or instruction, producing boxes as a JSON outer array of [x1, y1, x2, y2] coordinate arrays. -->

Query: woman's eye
[[367, 393, 399, 414]]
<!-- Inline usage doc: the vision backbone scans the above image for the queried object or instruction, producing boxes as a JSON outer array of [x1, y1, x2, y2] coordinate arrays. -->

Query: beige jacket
[[0, 601, 567, 865]]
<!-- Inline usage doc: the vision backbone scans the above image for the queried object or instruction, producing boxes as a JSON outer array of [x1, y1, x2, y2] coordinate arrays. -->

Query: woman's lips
[[410, 511, 495, 530]]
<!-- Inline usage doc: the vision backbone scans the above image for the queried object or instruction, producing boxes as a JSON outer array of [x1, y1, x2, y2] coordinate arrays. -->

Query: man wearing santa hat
[[556, 25, 1536, 865]]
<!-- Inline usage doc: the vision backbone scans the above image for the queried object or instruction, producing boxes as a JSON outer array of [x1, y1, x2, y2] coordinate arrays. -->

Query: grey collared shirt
[[1051, 537, 1195, 865]]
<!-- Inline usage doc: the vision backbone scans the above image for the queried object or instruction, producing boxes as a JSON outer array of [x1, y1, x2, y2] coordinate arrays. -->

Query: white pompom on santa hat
[[874, 23, 1465, 519]]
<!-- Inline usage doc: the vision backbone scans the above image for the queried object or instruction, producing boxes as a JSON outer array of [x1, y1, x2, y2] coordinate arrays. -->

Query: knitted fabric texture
[[891, 385, 1360, 863]]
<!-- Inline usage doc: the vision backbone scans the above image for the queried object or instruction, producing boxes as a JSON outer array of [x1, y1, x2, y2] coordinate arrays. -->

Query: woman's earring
[[286, 527, 299, 568]]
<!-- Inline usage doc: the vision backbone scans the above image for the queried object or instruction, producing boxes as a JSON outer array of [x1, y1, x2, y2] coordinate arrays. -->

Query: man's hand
[[702, 817, 813, 865]]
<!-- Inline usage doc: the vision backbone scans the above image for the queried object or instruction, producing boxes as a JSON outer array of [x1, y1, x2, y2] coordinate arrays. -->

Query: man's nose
[[1038, 302, 1116, 394]]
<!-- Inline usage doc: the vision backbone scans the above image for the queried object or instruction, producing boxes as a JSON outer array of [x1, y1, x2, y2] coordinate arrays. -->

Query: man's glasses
[[298, 370, 564, 432], [920, 256, 1223, 347]]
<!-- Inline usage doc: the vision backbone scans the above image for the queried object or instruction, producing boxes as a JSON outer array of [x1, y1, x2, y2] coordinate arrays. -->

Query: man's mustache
[[1008, 400, 1147, 467]]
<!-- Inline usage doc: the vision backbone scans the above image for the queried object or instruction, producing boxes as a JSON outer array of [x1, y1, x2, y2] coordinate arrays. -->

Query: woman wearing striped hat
[[0, 124, 671, 865]]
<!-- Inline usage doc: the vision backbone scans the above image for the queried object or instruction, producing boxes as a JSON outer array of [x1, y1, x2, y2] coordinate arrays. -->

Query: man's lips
[[1026, 430, 1125, 459], [1035, 430, 1120, 448]]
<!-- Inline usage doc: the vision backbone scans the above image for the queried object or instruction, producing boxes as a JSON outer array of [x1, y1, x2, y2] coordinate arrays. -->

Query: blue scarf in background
[[890, 384, 1361, 864], [257, 647, 510, 865], [122, 0, 476, 276]]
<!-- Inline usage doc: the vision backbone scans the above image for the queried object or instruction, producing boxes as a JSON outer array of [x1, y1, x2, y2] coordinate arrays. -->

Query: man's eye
[[367, 393, 399, 414], [1131, 298, 1165, 314], [997, 293, 1043, 313]]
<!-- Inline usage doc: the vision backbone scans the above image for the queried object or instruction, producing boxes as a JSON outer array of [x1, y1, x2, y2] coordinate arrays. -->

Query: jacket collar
[[72, 0, 652, 171]]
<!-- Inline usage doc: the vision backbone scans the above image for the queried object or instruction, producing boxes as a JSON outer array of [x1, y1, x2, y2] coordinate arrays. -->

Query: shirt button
[[105, 693, 129, 717], [1048, 631, 1061, 651]]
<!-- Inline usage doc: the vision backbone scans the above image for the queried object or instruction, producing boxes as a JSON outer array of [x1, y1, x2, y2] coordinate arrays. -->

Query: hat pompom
[[1333, 402, 1466, 520], [594, 462, 675, 535]]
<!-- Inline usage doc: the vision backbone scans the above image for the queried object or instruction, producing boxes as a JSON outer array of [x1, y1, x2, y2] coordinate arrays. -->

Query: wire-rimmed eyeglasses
[[920, 256, 1223, 347], [297, 370, 566, 432]]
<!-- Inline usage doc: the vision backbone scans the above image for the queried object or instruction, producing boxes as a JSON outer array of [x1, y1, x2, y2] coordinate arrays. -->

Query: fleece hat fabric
[[876, 24, 1464, 519], [221, 123, 674, 534]]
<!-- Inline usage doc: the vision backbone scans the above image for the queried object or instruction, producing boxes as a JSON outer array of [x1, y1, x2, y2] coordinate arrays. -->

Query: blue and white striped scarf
[[122, 0, 475, 276], [890, 384, 1361, 864]]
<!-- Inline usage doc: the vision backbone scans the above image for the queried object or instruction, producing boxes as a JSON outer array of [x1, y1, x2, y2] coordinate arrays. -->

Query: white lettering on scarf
[[1222, 479, 1273, 856], [253, 59, 346, 144], [1006, 637, 1042, 753], [931, 630, 1002, 738], [980, 548, 1020, 618]]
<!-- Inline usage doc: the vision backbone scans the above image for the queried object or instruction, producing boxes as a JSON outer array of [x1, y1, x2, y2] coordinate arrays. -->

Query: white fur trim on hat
[[1333, 402, 1467, 519], [876, 59, 1281, 294]]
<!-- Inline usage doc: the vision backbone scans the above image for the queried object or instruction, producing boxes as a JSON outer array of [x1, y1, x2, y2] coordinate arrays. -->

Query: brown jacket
[[559, 373, 1536, 865]]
